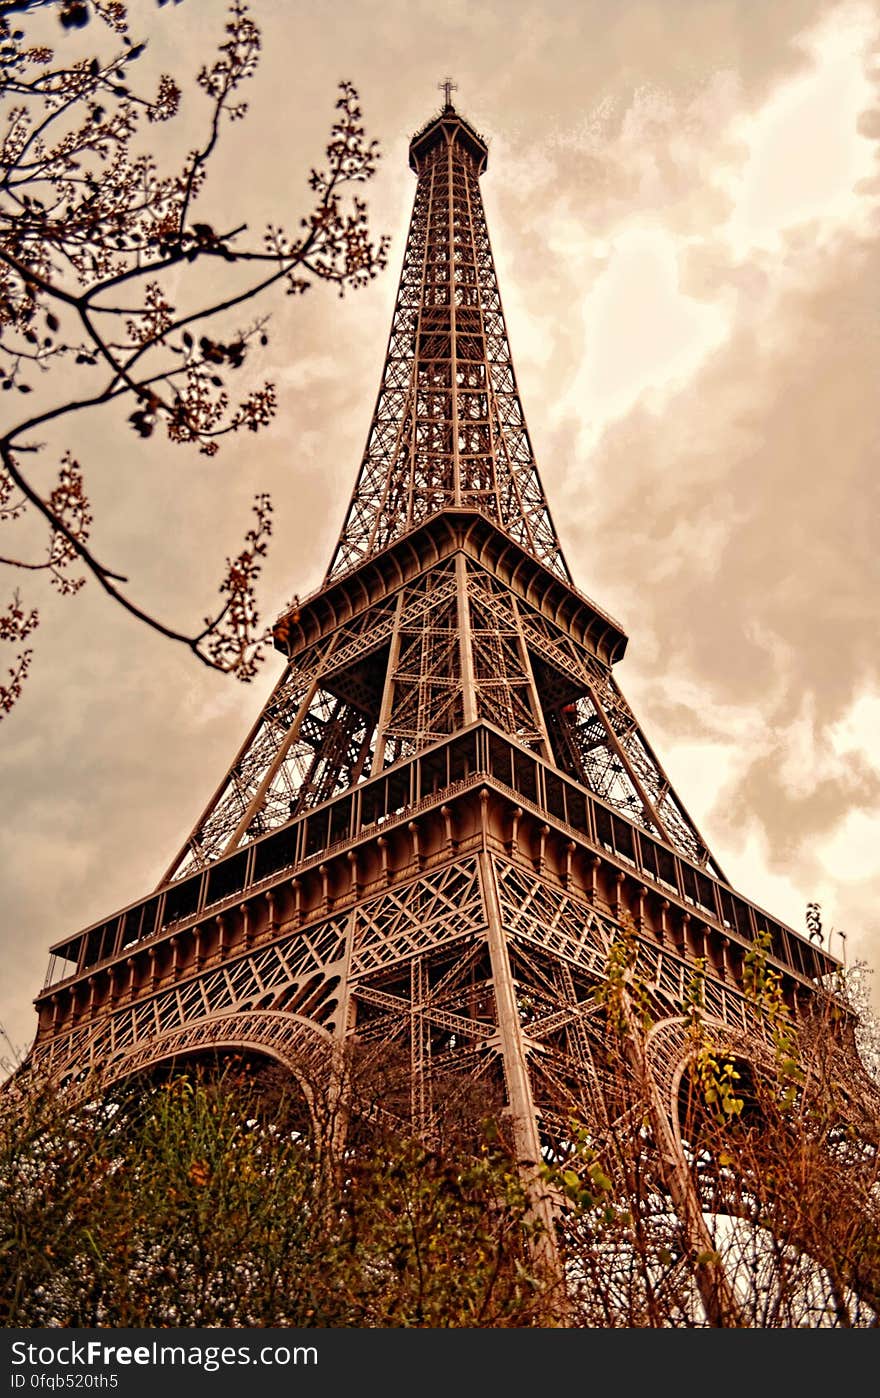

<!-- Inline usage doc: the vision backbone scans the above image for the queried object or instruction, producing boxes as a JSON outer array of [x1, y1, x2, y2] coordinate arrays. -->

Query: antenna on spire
[[439, 77, 458, 110]]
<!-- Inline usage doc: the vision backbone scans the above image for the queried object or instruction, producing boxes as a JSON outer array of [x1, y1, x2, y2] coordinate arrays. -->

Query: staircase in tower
[[30, 101, 838, 1180]]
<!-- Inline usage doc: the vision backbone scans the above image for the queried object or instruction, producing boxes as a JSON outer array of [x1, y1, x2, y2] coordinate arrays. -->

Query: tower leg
[[479, 842, 565, 1308], [626, 995, 745, 1328]]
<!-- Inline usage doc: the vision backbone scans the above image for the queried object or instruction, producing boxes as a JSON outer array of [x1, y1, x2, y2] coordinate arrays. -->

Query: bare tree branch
[[0, 0, 390, 716]]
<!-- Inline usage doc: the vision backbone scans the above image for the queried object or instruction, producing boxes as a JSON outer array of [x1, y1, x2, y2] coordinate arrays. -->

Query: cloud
[[726, 1, 878, 249], [575, 227, 729, 441]]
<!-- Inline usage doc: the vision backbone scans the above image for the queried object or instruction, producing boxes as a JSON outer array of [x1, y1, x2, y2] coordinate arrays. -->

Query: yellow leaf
[[188, 1159, 210, 1187]]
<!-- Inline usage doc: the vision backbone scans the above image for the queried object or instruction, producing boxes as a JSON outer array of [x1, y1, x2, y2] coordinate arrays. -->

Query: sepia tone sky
[[1, 0, 879, 1064]]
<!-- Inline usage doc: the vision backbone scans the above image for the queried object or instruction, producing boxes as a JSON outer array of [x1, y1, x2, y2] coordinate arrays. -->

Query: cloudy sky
[[1, 0, 878, 1064]]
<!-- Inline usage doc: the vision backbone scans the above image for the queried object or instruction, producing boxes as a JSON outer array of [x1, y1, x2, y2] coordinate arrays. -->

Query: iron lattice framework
[[326, 107, 569, 583], [23, 101, 871, 1323]]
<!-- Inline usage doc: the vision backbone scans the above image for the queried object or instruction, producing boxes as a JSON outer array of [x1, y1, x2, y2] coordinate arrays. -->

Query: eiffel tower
[[27, 97, 840, 1241]]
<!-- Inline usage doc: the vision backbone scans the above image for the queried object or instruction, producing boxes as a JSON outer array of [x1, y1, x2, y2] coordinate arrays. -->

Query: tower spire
[[326, 103, 570, 585], [438, 76, 457, 110]]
